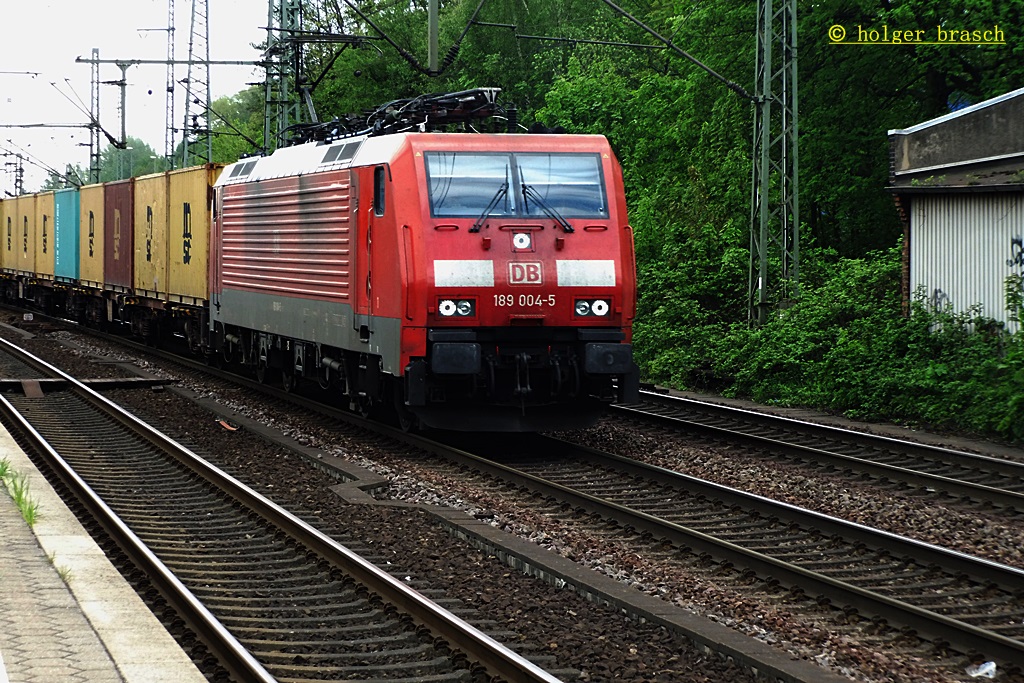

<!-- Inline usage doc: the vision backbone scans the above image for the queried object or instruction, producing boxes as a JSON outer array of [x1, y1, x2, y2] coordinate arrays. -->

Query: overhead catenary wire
[[176, 78, 264, 153], [596, 0, 754, 101], [49, 81, 126, 150], [0, 139, 82, 189], [327, 0, 488, 76], [473, 24, 666, 51]]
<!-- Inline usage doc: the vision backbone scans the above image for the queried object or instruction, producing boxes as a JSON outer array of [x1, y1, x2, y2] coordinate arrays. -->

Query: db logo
[[509, 262, 542, 285]]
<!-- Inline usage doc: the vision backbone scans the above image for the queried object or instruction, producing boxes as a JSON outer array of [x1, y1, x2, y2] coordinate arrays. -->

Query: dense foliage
[[671, 246, 1024, 441], [204, 1, 1024, 439]]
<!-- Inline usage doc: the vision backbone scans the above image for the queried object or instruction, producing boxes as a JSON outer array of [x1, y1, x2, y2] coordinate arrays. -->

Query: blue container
[[54, 187, 80, 282]]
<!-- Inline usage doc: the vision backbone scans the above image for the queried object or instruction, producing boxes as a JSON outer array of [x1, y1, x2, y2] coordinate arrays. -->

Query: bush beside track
[[636, 245, 1024, 442]]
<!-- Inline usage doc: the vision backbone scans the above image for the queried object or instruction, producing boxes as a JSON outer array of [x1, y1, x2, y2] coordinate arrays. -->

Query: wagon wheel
[[281, 367, 296, 393], [256, 359, 271, 384], [393, 386, 418, 432], [356, 396, 374, 419]]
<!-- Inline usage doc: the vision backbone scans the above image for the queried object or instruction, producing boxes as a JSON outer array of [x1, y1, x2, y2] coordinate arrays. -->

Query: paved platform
[[0, 424, 207, 683]]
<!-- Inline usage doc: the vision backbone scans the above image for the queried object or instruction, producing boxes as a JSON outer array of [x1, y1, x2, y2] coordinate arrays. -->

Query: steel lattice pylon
[[264, 0, 304, 154], [182, 0, 212, 166], [89, 48, 102, 184], [749, 0, 799, 323], [164, 0, 176, 166]]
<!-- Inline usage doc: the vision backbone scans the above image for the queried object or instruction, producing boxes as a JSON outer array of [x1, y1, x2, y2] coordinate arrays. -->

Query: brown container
[[103, 179, 134, 292], [167, 164, 222, 304], [133, 172, 169, 299], [79, 184, 105, 288]]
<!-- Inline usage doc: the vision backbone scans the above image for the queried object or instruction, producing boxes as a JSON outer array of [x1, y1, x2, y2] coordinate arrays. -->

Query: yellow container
[[167, 164, 222, 304], [34, 192, 55, 279], [133, 172, 169, 298], [13, 194, 36, 276], [0, 197, 8, 273], [79, 184, 105, 288]]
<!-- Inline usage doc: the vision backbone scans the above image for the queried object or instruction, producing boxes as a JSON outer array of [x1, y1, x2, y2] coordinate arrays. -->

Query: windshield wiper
[[521, 183, 574, 233], [470, 181, 509, 233]]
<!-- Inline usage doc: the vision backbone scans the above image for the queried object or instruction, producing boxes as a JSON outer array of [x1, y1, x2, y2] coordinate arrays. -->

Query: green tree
[[39, 163, 89, 190], [201, 87, 266, 164], [159, 0, 1024, 439], [98, 137, 166, 182]]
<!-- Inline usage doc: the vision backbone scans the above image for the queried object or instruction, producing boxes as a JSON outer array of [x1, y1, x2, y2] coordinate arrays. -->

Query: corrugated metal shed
[[909, 194, 1024, 331], [889, 87, 1024, 331]]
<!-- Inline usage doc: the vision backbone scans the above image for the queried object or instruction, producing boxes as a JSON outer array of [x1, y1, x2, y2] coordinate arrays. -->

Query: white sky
[[0, 0, 268, 192]]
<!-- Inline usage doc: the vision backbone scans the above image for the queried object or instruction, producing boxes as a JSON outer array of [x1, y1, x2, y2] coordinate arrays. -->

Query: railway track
[[9, 317, 1022, 680], [0, 336, 565, 683], [616, 390, 1024, 511], [426, 429, 1024, 672]]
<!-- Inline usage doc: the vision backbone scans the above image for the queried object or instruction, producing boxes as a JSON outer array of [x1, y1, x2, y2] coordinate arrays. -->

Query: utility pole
[[14, 155, 24, 194], [166, 0, 176, 166], [89, 49, 102, 183], [428, 0, 439, 73], [183, 0, 212, 166], [264, 0, 304, 154], [77, 52, 259, 176], [2, 153, 25, 196], [111, 63, 131, 149], [139, 9, 177, 167], [159, 1, 177, 167], [595, 0, 798, 322], [749, 0, 799, 323]]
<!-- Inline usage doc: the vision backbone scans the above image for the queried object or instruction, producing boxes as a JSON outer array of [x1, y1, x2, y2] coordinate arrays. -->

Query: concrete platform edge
[[0, 424, 207, 683]]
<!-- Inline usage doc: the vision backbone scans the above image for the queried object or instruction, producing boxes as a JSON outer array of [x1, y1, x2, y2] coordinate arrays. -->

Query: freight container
[[34, 191, 55, 280], [167, 164, 222, 305], [104, 179, 134, 293], [54, 187, 80, 282], [134, 172, 169, 299], [12, 194, 36, 276], [0, 197, 8, 274], [79, 184, 105, 288]]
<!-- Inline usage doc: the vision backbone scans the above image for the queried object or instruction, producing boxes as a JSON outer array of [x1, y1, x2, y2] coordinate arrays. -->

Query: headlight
[[575, 299, 610, 316], [513, 232, 532, 250], [438, 298, 475, 317]]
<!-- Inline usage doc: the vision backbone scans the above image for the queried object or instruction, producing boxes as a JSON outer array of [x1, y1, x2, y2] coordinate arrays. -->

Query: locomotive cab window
[[518, 153, 607, 217], [374, 166, 386, 216], [425, 151, 608, 219]]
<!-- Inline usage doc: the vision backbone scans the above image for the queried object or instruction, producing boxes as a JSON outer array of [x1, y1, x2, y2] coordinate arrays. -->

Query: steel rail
[[0, 336, 564, 683], [615, 393, 1024, 510], [634, 390, 1024, 474], [401, 430, 1024, 667], [0, 370, 277, 681]]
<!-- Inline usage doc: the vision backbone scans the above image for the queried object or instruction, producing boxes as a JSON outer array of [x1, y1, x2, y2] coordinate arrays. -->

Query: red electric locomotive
[[210, 89, 638, 431]]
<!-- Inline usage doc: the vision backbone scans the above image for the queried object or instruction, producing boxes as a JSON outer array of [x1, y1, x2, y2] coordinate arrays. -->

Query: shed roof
[[888, 87, 1024, 192]]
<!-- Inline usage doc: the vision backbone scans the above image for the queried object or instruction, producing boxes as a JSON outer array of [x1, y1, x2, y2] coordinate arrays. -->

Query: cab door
[[354, 166, 385, 341]]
